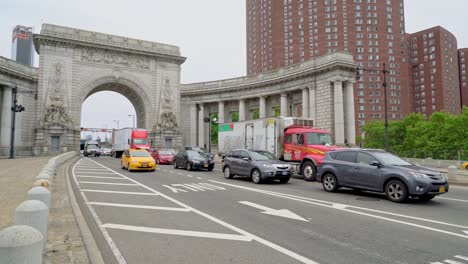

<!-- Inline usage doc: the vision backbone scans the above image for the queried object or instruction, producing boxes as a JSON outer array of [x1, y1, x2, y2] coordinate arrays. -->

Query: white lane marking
[[430, 262, 444, 264], [88, 202, 190, 212], [162, 185, 189, 193], [102, 224, 252, 242], [239, 201, 308, 222], [72, 160, 127, 264], [455, 255, 468, 261], [80, 190, 158, 196], [76, 176, 128, 180], [177, 173, 183, 175], [187, 175, 193, 178], [438, 197, 468, 203], [464, 231, 468, 235], [75, 172, 117, 175], [211, 180, 468, 240], [197, 177, 203, 180], [443, 260, 465, 264], [79, 181, 139, 186], [86, 158, 320, 264]]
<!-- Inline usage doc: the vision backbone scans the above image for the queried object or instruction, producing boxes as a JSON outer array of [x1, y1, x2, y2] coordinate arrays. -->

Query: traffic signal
[[11, 104, 25, 112]]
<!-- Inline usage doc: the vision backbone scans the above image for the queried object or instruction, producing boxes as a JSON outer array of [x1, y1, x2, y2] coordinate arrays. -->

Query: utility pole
[[382, 63, 389, 152]]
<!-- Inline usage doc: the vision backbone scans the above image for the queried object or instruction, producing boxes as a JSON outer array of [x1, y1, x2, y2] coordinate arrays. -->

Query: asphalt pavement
[[70, 157, 468, 264]]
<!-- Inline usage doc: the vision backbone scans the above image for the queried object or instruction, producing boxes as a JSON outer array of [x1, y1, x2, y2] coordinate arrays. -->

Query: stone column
[[239, 99, 246, 121], [218, 101, 225, 123], [198, 104, 205, 147], [309, 86, 316, 122], [1, 86, 12, 146], [280, 93, 288, 116], [190, 104, 198, 145], [259, 96, 266, 118], [344, 81, 356, 146], [333, 80, 345, 145], [302, 88, 309, 118]]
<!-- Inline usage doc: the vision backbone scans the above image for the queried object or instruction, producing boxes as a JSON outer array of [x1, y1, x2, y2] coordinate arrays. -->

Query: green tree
[[230, 111, 239, 122], [210, 112, 218, 144]]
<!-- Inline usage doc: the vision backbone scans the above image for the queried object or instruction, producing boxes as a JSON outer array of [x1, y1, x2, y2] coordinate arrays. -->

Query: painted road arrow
[[239, 201, 309, 222]]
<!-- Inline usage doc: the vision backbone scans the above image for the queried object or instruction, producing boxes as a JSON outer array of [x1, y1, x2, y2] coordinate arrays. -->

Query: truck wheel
[[301, 161, 317, 181]]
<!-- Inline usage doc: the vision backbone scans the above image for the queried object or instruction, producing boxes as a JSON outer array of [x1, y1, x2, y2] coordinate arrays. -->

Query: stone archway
[[32, 24, 186, 155]]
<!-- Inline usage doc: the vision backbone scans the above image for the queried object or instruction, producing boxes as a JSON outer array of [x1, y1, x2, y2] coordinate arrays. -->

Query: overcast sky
[[1, 0, 467, 136]]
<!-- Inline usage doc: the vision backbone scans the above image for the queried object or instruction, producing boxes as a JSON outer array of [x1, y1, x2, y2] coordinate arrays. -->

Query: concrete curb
[[65, 157, 105, 264]]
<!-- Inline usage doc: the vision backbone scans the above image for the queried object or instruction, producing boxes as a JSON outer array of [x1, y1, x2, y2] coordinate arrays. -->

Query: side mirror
[[242, 157, 250, 161], [369, 160, 381, 167]]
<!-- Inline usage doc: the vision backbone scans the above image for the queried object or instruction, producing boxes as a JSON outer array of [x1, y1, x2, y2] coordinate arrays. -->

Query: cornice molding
[[0, 56, 38, 82]]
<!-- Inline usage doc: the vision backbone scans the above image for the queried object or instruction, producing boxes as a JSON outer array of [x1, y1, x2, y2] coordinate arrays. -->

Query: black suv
[[316, 149, 449, 202]]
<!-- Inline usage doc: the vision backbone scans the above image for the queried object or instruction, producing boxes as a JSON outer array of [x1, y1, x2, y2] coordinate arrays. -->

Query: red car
[[151, 149, 175, 164]]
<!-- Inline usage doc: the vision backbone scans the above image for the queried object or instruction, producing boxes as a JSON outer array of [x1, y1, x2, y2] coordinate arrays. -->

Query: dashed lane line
[[438, 197, 468, 203], [76, 176, 128, 180], [87, 202, 191, 212], [102, 224, 253, 242], [86, 158, 320, 264], [80, 190, 159, 196]]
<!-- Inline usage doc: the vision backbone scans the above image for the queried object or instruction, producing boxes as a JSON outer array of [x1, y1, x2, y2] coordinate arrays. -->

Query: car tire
[[223, 166, 233, 179], [127, 165, 132, 172], [208, 167, 213, 172], [419, 194, 435, 202], [322, 173, 338, 192], [156, 159, 159, 164], [279, 177, 290, 184], [186, 162, 192, 171], [251, 169, 262, 184], [174, 162, 178, 169], [301, 161, 317, 181], [121, 162, 125, 169], [385, 180, 408, 203]]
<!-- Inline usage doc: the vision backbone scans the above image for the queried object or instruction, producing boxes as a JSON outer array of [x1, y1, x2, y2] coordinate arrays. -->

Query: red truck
[[112, 128, 150, 158], [218, 117, 339, 180]]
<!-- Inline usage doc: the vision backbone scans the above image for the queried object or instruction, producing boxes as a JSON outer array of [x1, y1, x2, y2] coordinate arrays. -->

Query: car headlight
[[409, 171, 426, 179], [132, 159, 137, 163], [193, 160, 200, 164], [262, 164, 274, 169]]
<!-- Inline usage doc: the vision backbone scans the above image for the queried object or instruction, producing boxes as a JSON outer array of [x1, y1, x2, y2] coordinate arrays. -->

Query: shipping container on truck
[[112, 128, 150, 158], [218, 117, 339, 181]]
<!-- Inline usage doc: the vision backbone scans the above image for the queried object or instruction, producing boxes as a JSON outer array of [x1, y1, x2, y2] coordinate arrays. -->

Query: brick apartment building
[[246, 0, 466, 132], [459, 48, 468, 107], [407, 26, 461, 116], [246, 0, 410, 131]]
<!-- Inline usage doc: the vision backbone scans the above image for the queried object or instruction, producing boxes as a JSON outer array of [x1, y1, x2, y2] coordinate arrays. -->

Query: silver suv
[[222, 149, 293, 184], [317, 149, 449, 202]]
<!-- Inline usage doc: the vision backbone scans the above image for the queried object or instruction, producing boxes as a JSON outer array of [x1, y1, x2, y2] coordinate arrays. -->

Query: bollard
[[36, 173, 50, 180], [15, 200, 49, 251], [27, 187, 51, 208], [448, 165, 458, 181], [33, 179, 50, 188], [0, 225, 43, 264]]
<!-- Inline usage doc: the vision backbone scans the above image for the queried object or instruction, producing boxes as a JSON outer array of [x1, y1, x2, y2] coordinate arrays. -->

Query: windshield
[[88, 145, 98, 149], [373, 152, 411, 166], [187, 150, 207, 159], [248, 151, 272, 161], [159, 150, 173, 155], [131, 151, 151, 157], [252, 150, 276, 160], [133, 139, 148, 145], [306, 133, 333, 145]]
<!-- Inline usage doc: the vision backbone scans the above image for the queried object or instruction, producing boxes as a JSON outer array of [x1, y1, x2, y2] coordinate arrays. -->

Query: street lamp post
[[382, 63, 389, 152], [203, 116, 217, 153], [128, 114, 135, 128], [9, 86, 33, 159]]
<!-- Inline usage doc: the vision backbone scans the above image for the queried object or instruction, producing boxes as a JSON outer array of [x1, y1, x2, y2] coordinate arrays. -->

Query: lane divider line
[[86, 158, 320, 264], [438, 197, 468, 203], [88, 202, 190, 212], [76, 176, 129, 180], [80, 190, 159, 196], [102, 223, 253, 242], [79, 181, 139, 186]]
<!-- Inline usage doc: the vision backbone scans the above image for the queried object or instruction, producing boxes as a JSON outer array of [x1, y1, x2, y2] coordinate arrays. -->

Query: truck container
[[218, 117, 339, 181], [112, 128, 149, 158]]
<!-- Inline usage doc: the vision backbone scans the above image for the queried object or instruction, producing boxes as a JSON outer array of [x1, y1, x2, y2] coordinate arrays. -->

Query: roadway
[[70, 156, 468, 264]]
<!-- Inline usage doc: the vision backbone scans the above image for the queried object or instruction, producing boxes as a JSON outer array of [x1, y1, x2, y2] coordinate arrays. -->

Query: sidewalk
[[0, 156, 89, 263], [0, 156, 51, 228]]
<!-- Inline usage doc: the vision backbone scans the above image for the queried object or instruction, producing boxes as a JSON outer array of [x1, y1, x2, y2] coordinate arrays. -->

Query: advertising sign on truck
[[112, 128, 149, 158], [218, 117, 339, 181]]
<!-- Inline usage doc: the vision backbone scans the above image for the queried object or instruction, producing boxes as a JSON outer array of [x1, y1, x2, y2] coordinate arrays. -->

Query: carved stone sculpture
[[81, 48, 150, 69], [44, 62, 72, 125], [158, 111, 178, 129]]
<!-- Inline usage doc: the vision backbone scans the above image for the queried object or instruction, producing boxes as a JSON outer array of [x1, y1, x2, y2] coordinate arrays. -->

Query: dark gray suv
[[223, 149, 293, 184], [316, 149, 449, 202]]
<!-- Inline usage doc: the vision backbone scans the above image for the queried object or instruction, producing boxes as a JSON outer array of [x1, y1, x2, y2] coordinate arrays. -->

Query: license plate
[[282, 171, 288, 175], [142, 164, 148, 168], [439, 186, 446, 193], [204, 164, 208, 168]]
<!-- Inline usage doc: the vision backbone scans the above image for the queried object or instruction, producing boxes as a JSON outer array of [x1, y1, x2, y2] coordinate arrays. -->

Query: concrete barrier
[[15, 200, 49, 251], [0, 225, 43, 264], [27, 187, 51, 208]]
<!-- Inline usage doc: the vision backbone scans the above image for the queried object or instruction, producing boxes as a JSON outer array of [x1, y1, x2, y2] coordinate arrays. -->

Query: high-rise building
[[246, 0, 410, 131], [408, 26, 461, 116], [459, 48, 468, 107], [11, 25, 34, 66]]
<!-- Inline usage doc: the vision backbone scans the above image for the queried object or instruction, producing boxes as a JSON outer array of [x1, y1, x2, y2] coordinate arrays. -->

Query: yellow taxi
[[461, 161, 468, 170], [121, 149, 156, 172]]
